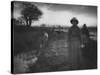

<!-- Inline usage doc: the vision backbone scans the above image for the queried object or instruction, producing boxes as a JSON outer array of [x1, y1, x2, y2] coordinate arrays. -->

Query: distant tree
[[21, 3, 42, 26], [41, 24, 46, 27], [12, 18, 20, 25], [18, 17, 26, 25]]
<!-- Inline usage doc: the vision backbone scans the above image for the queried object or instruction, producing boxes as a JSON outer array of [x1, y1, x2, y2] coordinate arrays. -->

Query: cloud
[[32, 5, 97, 27], [13, 1, 97, 27]]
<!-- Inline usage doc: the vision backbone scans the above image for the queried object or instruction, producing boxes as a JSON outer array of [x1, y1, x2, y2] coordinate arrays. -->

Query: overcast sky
[[13, 1, 97, 27]]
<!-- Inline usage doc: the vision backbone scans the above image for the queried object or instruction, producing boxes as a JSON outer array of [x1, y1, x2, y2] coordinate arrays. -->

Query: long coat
[[68, 25, 82, 69]]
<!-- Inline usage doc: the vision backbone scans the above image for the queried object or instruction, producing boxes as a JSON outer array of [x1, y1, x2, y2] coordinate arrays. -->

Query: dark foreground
[[13, 26, 97, 74]]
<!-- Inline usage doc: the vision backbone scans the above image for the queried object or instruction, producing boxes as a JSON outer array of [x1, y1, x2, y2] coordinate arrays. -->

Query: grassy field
[[13, 25, 97, 73]]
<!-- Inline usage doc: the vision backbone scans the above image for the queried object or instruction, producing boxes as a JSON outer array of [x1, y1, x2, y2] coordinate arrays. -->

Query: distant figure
[[38, 31, 48, 48], [81, 24, 90, 45], [81, 24, 97, 67], [41, 31, 48, 47], [68, 17, 82, 69], [38, 31, 49, 56], [44, 32, 48, 41]]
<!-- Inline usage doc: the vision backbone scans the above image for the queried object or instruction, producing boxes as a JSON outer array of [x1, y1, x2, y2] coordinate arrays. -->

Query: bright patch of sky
[[13, 2, 97, 27]]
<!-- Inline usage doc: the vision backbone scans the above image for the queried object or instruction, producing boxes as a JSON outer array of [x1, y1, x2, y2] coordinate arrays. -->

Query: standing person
[[38, 31, 49, 56], [81, 24, 90, 45], [68, 17, 82, 69]]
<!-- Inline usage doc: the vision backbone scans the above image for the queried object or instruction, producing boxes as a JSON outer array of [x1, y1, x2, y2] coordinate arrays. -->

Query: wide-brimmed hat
[[70, 17, 79, 25]]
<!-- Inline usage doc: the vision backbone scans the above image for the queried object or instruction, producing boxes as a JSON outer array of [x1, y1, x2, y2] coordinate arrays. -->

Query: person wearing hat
[[68, 17, 82, 69]]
